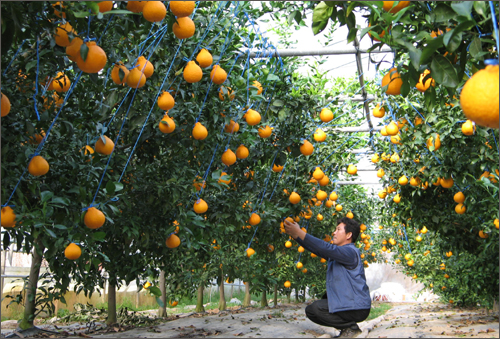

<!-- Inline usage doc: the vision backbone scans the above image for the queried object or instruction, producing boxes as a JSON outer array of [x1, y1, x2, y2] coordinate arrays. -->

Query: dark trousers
[[305, 294, 370, 330]]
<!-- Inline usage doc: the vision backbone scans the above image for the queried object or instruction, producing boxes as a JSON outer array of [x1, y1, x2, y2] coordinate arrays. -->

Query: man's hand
[[284, 218, 306, 241]]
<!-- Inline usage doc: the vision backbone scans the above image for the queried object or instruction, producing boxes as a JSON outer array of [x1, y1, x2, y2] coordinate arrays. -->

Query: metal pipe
[[243, 47, 394, 58], [335, 181, 383, 185], [327, 126, 384, 132]]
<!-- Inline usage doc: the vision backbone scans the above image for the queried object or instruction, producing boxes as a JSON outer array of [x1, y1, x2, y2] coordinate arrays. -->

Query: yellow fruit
[[390, 153, 400, 163], [415, 69, 435, 92], [381, 68, 403, 95], [393, 194, 401, 203], [378, 190, 387, 199], [183, 61, 202, 83], [126, 67, 147, 88], [288, 192, 301, 205], [440, 263, 446, 270], [446, 251, 453, 257], [455, 203, 466, 214], [335, 204, 343, 212], [495, 218, 499, 229], [346, 211, 353, 219], [28, 155, 50, 176], [193, 199, 208, 214], [383, 1, 410, 13], [1, 92, 11, 117], [249, 80, 263, 95], [440, 177, 454, 188], [258, 125, 272, 138], [1, 206, 16, 228], [347, 164, 357, 175], [373, 104, 385, 118], [210, 65, 227, 85], [143, 1, 167, 22], [377, 168, 385, 178], [75, 42, 107, 74], [296, 262, 303, 269], [300, 140, 314, 156], [298, 246, 304, 253], [84, 207, 106, 229], [172, 17, 195, 39], [51, 72, 71, 92], [196, 48, 213, 68], [313, 128, 327, 142], [136, 56, 154, 78], [391, 135, 402, 145], [245, 109, 261, 126], [416, 235, 422, 242], [407, 260, 414, 267], [320, 108, 333, 122], [143, 281, 152, 289], [371, 154, 379, 163], [192, 122, 208, 140], [284, 281, 291, 288], [460, 65, 499, 129], [64, 243, 82, 260], [236, 145, 249, 159], [380, 127, 388, 136], [169, 1, 195, 17], [219, 86, 235, 101], [224, 120, 240, 133], [166, 234, 181, 248], [246, 247, 255, 258], [398, 175, 408, 185], [313, 167, 324, 180], [319, 175, 330, 186], [317, 214, 324, 221], [316, 190, 327, 201], [221, 149, 236, 166], [461, 119, 475, 136], [329, 192, 338, 201], [426, 134, 441, 151], [410, 177, 421, 187], [157, 91, 175, 110], [158, 116, 176, 134], [111, 63, 129, 85], [386, 121, 399, 135], [285, 241, 292, 248]]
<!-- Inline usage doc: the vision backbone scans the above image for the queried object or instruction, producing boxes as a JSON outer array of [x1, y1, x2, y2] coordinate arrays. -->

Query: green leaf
[[469, 36, 484, 60], [106, 181, 116, 195], [312, 2, 333, 35], [104, 9, 136, 15], [473, 1, 488, 19], [41, 191, 54, 203], [87, 1, 100, 14], [92, 232, 106, 241], [450, 1, 473, 19], [80, 42, 89, 62], [53, 224, 67, 230], [272, 99, 284, 107], [45, 228, 57, 238], [347, 27, 358, 43], [443, 29, 462, 53], [430, 55, 458, 88], [266, 74, 279, 81], [51, 197, 70, 206], [420, 36, 444, 65], [148, 286, 162, 297], [430, 4, 456, 22], [72, 11, 90, 18], [156, 296, 165, 308]]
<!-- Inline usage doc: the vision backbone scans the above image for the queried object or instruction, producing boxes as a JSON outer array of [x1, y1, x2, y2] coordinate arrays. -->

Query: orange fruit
[[495, 218, 499, 229], [245, 109, 261, 125], [173, 17, 195, 39], [64, 243, 82, 260], [221, 149, 236, 166], [300, 140, 314, 156], [347, 164, 357, 175], [52, 1, 66, 18], [51, 72, 71, 92], [170, 1, 195, 17], [284, 281, 291, 288], [249, 213, 261, 225], [409, 177, 421, 186], [313, 128, 327, 142], [373, 104, 385, 118], [335, 204, 343, 212], [415, 69, 435, 92], [426, 134, 441, 151], [461, 120, 475, 135], [210, 65, 227, 84], [453, 192, 465, 204], [136, 56, 154, 78], [246, 247, 255, 257], [126, 67, 147, 88], [193, 177, 206, 191], [183, 60, 202, 83], [157, 91, 175, 110], [272, 164, 284, 172], [111, 63, 129, 85], [28, 155, 50, 176], [367, 22, 387, 41], [127, 1, 147, 13], [325, 200, 333, 208], [313, 167, 324, 180], [346, 211, 354, 218], [381, 68, 403, 95], [258, 125, 272, 138], [98, 1, 114, 12], [84, 207, 106, 229], [440, 177, 454, 188], [219, 87, 235, 101], [460, 64, 499, 129], [218, 172, 231, 185], [196, 48, 213, 68], [296, 262, 303, 269], [398, 175, 408, 185], [386, 121, 399, 135], [371, 154, 380, 163], [383, 1, 410, 13], [236, 145, 249, 159], [479, 230, 489, 238], [319, 175, 330, 186], [158, 116, 175, 134], [289, 192, 301, 204], [66, 37, 84, 62], [225, 120, 240, 133], [143, 1, 166, 22], [193, 199, 208, 214], [166, 234, 181, 248], [316, 190, 328, 201], [75, 41, 107, 74], [1, 206, 16, 228], [192, 122, 208, 140], [54, 22, 75, 47], [285, 240, 292, 248], [455, 203, 466, 214], [330, 192, 338, 201], [320, 108, 333, 122], [377, 168, 385, 178], [267, 244, 274, 252], [1, 92, 11, 117], [249, 80, 263, 95], [95, 135, 115, 155]]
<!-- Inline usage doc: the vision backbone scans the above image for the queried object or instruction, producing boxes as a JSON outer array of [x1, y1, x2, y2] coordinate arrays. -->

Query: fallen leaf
[[233, 333, 244, 336], [487, 328, 496, 333]]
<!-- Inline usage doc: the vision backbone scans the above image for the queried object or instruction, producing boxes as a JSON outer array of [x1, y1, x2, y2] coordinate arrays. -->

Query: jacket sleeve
[[296, 233, 357, 267]]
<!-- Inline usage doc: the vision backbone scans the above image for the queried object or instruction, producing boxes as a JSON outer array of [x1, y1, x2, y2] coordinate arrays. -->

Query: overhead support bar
[[243, 47, 394, 58], [336, 95, 376, 102], [327, 126, 384, 132], [335, 181, 382, 185]]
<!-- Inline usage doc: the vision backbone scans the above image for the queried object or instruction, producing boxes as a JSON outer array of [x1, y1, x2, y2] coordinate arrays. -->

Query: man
[[284, 217, 371, 338]]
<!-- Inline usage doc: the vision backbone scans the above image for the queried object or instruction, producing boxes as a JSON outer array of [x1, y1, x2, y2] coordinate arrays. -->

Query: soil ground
[[1, 301, 498, 338]]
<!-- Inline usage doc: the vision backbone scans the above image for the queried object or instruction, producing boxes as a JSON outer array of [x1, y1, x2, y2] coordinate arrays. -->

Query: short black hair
[[337, 217, 361, 243]]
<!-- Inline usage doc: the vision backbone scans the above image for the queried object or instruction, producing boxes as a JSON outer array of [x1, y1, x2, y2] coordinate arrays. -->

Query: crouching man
[[284, 217, 371, 338]]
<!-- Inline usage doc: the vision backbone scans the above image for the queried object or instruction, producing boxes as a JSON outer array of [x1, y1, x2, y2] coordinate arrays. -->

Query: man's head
[[332, 217, 361, 246]]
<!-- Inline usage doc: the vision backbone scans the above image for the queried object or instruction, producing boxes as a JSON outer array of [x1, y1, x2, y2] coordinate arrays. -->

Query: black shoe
[[336, 325, 362, 338]]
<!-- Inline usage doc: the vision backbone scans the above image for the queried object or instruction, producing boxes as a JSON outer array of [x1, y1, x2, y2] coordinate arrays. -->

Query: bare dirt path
[[2, 302, 498, 338]]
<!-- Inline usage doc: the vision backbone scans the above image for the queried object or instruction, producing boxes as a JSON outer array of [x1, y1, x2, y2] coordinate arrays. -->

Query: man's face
[[332, 223, 352, 246]]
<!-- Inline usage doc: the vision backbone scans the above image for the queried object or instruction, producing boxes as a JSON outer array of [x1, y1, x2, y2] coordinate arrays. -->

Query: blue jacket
[[296, 233, 371, 313]]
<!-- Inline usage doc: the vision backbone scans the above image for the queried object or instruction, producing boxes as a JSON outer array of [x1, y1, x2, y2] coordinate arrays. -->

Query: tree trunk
[[158, 269, 167, 317], [261, 290, 268, 307], [106, 282, 117, 326], [195, 283, 205, 313], [295, 288, 299, 303], [219, 271, 226, 311], [286, 291, 291, 304], [243, 281, 251, 307], [230, 283, 233, 299], [302, 286, 306, 302], [19, 237, 45, 330], [273, 284, 278, 307]]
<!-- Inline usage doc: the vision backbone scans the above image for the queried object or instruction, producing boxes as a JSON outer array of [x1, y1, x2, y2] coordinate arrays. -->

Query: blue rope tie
[[2, 40, 26, 76]]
